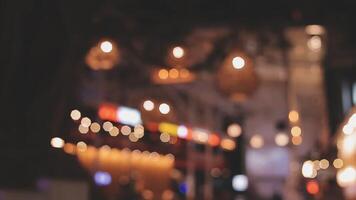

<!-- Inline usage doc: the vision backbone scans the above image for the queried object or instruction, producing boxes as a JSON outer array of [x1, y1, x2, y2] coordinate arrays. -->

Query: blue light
[[94, 171, 112, 186], [178, 182, 187, 194]]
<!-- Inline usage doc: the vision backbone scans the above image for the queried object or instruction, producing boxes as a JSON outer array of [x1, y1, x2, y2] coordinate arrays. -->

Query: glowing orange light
[[221, 138, 236, 151], [180, 69, 190, 78], [292, 135, 303, 145], [208, 134, 221, 147], [289, 110, 299, 123], [158, 69, 169, 79], [63, 143, 76, 155], [98, 104, 117, 122], [169, 68, 179, 79], [306, 180, 319, 195]]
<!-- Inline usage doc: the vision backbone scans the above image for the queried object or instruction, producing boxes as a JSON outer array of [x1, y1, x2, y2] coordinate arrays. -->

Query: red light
[[306, 180, 319, 195], [208, 134, 221, 147], [98, 103, 117, 122]]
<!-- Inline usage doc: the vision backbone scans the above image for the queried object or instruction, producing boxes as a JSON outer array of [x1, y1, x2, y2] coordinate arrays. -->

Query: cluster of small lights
[[157, 68, 192, 80], [288, 110, 303, 146], [302, 158, 338, 179], [250, 134, 264, 149], [142, 100, 171, 115]]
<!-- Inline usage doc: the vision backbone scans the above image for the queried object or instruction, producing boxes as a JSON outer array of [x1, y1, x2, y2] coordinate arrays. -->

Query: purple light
[[94, 171, 112, 186], [179, 182, 187, 194]]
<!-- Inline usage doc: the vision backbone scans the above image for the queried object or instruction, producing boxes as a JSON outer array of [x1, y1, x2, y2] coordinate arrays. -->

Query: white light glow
[[117, 106, 142, 126], [177, 125, 188, 138], [159, 103, 170, 115], [51, 137, 64, 148], [232, 56, 245, 69], [232, 175, 248, 192], [143, 100, 154, 111], [337, 167, 356, 187], [172, 46, 184, 59], [100, 41, 113, 53]]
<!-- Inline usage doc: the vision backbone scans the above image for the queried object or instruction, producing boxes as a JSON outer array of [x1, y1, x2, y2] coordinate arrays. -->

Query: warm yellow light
[[81, 117, 91, 128], [159, 103, 170, 115], [333, 159, 344, 169], [220, 138, 236, 151], [78, 124, 89, 134], [158, 122, 178, 136], [305, 25, 325, 35], [313, 160, 321, 170], [250, 135, 264, 149], [109, 126, 119, 136], [288, 110, 299, 123], [76, 141, 87, 152], [158, 69, 169, 79], [51, 137, 64, 148], [121, 125, 131, 135], [100, 41, 113, 53], [70, 109, 81, 120], [291, 126, 302, 137], [90, 122, 101, 133], [133, 125, 145, 138], [143, 100, 154, 111], [192, 129, 209, 144], [232, 56, 245, 69], [302, 160, 316, 178], [160, 132, 171, 143], [103, 121, 113, 132], [169, 68, 179, 79], [319, 159, 329, 169], [172, 46, 184, 59], [129, 133, 139, 142], [307, 36, 322, 51], [275, 133, 289, 147], [227, 123, 242, 138], [337, 166, 356, 187], [291, 135, 302, 145]]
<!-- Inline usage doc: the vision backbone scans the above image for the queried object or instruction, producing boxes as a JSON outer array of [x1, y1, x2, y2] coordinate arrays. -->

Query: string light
[[333, 158, 343, 169], [103, 121, 113, 132], [302, 160, 316, 178], [275, 133, 289, 147], [292, 135, 302, 145], [109, 126, 119, 136], [121, 125, 131, 135], [169, 68, 179, 79], [288, 110, 299, 123], [78, 124, 89, 134], [158, 69, 169, 79], [319, 159, 329, 169], [291, 126, 302, 136], [160, 133, 171, 143], [76, 141, 87, 152], [81, 117, 91, 128]]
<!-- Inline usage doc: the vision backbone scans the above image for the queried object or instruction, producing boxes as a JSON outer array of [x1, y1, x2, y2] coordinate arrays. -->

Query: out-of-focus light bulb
[[232, 175, 248, 192], [158, 69, 169, 79], [90, 122, 101, 133], [291, 126, 302, 136], [103, 121, 113, 132], [78, 124, 89, 134], [160, 132, 171, 143], [76, 141, 87, 152], [288, 110, 299, 123], [337, 166, 356, 187], [172, 46, 184, 59], [227, 123, 242, 138], [319, 159, 329, 169], [333, 158, 344, 169], [121, 125, 131, 135], [70, 109, 81, 120], [169, 68, 179, 79], [129, 133, 139, 142], [305, 25, 325, 35], [100, 41, 113, 53], [143, 100, 154, 111], [232, 56, 245, 69], [51, 137, 64, 148], [292, 135, 303, 145], [302, 160, 316, 178], [307, 36, 322, 51], [159, 103, 170, 115], [177, 125, 188, 139], [250, 135, 264, 149], [81, 117, 91, 128], [109, 126, 119, 136], [275, 133, 289, 147], [94, 171, 112, 186], [221, 138, 236, 151], [306, 180, 319, 195]]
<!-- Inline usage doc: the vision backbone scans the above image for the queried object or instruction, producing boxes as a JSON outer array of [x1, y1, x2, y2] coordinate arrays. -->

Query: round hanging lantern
[[217, 50, 259, 102], [85, 39, 120, 70]]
